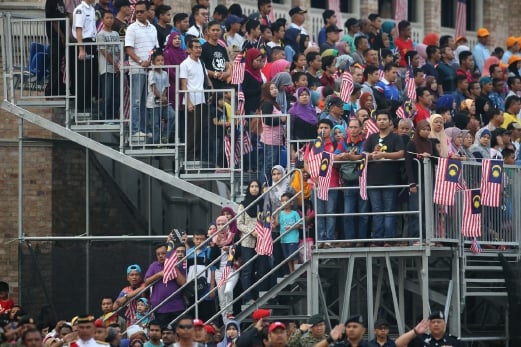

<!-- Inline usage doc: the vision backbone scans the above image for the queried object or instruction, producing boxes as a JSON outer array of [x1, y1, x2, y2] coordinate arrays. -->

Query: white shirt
[[97, 30, 121, 74], [289, 22, 308, 36], [125, 20, 158, 74], [146, 69, 169, 108], [72, 1, 96, 39], [179, 57, 206, 106], [186, 24, 204, 39], [76, 338, 108, 347]]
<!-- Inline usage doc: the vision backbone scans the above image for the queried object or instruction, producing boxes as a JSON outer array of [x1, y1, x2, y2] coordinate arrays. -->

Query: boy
[[276, 193, 302, 273], [97, 11, 121, 122], [0, 282, 14, 315], [146, 50, 175, 144]]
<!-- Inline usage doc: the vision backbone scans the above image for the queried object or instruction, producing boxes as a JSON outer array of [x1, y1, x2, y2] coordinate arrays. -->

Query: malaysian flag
[[255, 204, 273, 256], [462, 189, 482, 237], [340, 66, 354, 103], [378, 54, 385, 80], [455, 0, 467, 39], [481, 159, 503, 207], [405, 62, 416, 101], [218, 247, 235, 288], [396, 106, 406, 119], [225, 127, 253, 168], [359, 153, 368, 200], [305, 136, 324, 178], [231, 53, 245, 85], [163, 238, 179, 283], [469, 238, 482, 254], [237, 85, 245, 116], [394, 0, 408, 26], [433, 158, 462, 206], [364, 118, 379, 140], [317, 151, 334, 200]]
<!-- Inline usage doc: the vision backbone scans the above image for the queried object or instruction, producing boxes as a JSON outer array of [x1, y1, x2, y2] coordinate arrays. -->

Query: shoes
[[132, 131, 147, 137], [146, 132, 153, 138], [244, 299, 256, 305], [226, 313, 235, 320]]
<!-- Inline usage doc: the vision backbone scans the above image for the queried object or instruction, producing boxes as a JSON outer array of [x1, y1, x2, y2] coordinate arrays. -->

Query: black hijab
[[242, 180, 263, 218]]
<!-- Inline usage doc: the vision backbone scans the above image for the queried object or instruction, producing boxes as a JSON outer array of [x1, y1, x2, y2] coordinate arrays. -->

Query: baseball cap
[[327, 96, 344, 108], [268, 321, 286, 333], [476, 28, 490, 38], [252, 308, 271, 321], [374, 318, 389, 329], [326, 25, 343, 33], [308, 314, 324, 326], [225, 15, 244, 26], [507, 36, 518, 48], [204, 324, 216, 334], [289, 6, 307, 17], [507, 122, 521, 130], [127, 264, 142, 275], [428, 311, 445, 320], [345, 315, 365, 326], [508, 55, 521, 66], [455, 36, 467, 44], [193, 319, 205, 327]]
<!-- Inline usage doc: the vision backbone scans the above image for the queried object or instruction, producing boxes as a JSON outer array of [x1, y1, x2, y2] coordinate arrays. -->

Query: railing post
[[423, 158, 434, 244]]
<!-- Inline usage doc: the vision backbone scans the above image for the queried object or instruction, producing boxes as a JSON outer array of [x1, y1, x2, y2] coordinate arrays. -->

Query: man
[[456, 50, 474, 83], [489, 78, 506, 111], [144, 321, 163, 347], [395, 312, 461, 347], [342, 18, 359, 54], [287, 314, 327, 347], [201, 20, 231, 89], [320, 55, 337, 89], [351, 36, 369, 66], [22, 328, 43, 347], [186, 5, 208, 39], [268, 322, 288, 347], [363, 110, 405, 246], [174, 316, 196, 347], [436, 45, 457, 94], [105, 325, 122, 347], [192, 319, 207, 345], [475, 108, 503, 141], [304, 118, 342, 246], [363, 49, 379, 68], [414, 87, 432, 126], [361, 65, 379, 101], [99, 297, 125, 331], [171, 13, 190, 50], [188, 0, 209, 26], [65, 0, 82, 22], [72, 0, 98, 112], [94, 320, 107, 342], [112, 0, 130, 37], [112, 264, 144, 324], [501, 95, 521, 129], [224, 15, 245, 49], [506, 75, 521, 98], [507, 122, 521, 159], [180, 38, 210, 161], [317, 10, 338, 47], [248, 0, 273, 27], [236, 309, 271, 347], [320, 25, 343, 53], [453, 75, 468, 111], [125, 0, 158, 137], [161, 325, 176, 347], [288, 7, 307, 36], [305, 52, 322, 90], [422, 45, 440, 80], [468, 81, 481, 100], [144, 243, 187, 327], [75, 315, 109, 347], [369, 319, 395, 347], [316, 315, 368, 347], [375, 63, 400, 102], [472, 28, 491, 73], [268, 21, 285, 48], [154, 4, 172, 49], [413, 68, 425, 88], [394, 20, 413, 67], [45, 0, 67, 96], [502, 36, 520, 65], [367, 13, 383, 49]]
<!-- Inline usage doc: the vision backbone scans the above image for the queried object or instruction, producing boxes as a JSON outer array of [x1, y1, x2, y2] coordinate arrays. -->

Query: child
[[0, 281, 14, 316], [212, 94, 230, 167], [277, 192, 302, 273], [133, 298, 150, 330], [97, 11, 121, 121], [146, 51, 175, 144]]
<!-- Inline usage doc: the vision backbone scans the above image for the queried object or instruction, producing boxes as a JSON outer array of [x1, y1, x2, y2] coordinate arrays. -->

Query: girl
[[276, 192, 301, 273], [243, 49, 264, 115]]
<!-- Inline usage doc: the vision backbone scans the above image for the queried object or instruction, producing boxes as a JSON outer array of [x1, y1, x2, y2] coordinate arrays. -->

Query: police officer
[[72, 0, 98, 112], [395, 311, 461, 347], [287, 314, 328, 347], [74, 315, 110, 347], [316, 315, 369, 347]]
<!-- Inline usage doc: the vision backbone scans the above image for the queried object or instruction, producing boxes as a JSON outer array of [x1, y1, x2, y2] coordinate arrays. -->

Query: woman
[[271, 71, 293, 113], [291, 53, 307, 74], [288, 87, 318, 141], [236, 180, 262, 305], [259, 82, 287, 184], [221, 206, 239, 243], [429, 114, 449, 157], [268, 59, 291, 82], [283, 28, 301, 63], [213, 215, 240, 323], [405, 120, 437, 240], [217, 320, 240, 347], [359, 93, 375, 111], [507, 55, 521, 78], [470, 129, 491, 160], [163, 32, 187, 107], [426, 76, 440, 108], [461, 130, 476, 160], [381, 20, 396, 50], [242, 49, 264, 115], [445, 127, 467, 159]]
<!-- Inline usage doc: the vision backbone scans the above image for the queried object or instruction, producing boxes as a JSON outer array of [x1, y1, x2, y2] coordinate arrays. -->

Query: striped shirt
[[125, 19, 158, 74]]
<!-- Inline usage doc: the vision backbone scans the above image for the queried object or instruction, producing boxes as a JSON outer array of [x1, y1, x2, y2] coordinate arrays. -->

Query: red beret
[[94, 319, 104, 328], [252, 308, 271, 321], [204, 325, 216, 334]]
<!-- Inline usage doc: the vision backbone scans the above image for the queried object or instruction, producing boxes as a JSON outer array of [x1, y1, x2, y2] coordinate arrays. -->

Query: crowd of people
[[1, 278, 464, 347]]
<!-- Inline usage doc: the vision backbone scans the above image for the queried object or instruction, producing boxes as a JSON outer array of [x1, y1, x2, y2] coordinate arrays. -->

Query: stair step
[[464, 266, 503, 271], [464, 291, 507, 297], [464, 278, 505, 283]]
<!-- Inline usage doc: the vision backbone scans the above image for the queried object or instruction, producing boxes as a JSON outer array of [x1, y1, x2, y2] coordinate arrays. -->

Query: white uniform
[[72, 1, 96, 40], [74, 338, 109, 347]]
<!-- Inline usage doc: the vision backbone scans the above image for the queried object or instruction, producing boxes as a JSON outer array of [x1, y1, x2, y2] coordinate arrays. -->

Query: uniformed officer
[[287, 314, 328, 347], [71, 314, 109, 347], [72, 0, 98, 112], [395, 311, 461, 347], [316, 315, 369, 347]]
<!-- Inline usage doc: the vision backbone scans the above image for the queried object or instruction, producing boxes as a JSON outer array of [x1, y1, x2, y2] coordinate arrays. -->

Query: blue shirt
[[489, 91, 505, 111], [376, 80, 400, 101], [279, 210, 301, 243], [472, 43, 491, 73]]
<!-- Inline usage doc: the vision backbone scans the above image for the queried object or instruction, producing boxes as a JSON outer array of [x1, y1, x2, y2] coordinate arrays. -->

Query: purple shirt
[[144, 261, 186, 313]]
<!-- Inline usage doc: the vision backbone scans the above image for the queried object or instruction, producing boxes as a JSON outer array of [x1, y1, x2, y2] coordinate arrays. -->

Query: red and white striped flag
[[462, 189, 482, 237], [455, 0, 467, 40], [163, 240, 179, 283], [305, 137, 324, 178], [364, 118, 379, 140], [340, 69, 354, 103], [405, 64, 416, 101], [231, 53, 245, 85], [394, 0, 408, 29], [433, 158, 462, 206], [396, 106, 406, 119], [469, 238, 482, 254], [480, 159, 503, 207], [237, 86, 245, 116], [255, 205, 273, 256], [218, 247, 235, 288], [329, 0, 342, 29], [317, 151, 334, 201], [359, 153, 368, 200], [225, 128, 254, 168]]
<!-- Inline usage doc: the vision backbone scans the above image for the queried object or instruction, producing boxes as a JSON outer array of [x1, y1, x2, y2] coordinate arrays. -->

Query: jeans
[[316, 189, 339, 241], [239, 246, 256, 303], [147, 105, 175, 144], [343, 188, 370, 240], [100, 72, 121, 120], [408, 191, 420, 238], [261, 144, 282, 185], [368, 188, 398, 239], [217, 270, 239, 321], [130, 73, 147, 134]]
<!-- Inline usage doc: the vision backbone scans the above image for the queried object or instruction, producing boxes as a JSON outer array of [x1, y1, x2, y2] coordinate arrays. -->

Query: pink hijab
[[268, 59, 291, 81]]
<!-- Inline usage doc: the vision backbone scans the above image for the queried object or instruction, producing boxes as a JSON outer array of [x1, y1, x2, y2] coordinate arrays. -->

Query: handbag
[[340, 161, 360, 182]]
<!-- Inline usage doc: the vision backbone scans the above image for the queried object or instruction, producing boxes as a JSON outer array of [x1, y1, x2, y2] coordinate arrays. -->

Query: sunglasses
[[177, 324, 193, 329], [135, 10, 145, 14]]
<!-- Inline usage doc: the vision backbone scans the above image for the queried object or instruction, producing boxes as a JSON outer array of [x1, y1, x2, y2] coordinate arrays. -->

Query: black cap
[[428, 311, 445, 320], [345, 315, 364, 326], [308, 314, 324, 326], [161, 324, 175, 332], [380, 48, 393, 58], [115, 0, 131, 9], [18, 315, 36, 326], [374, 318, 389, 329], [327, 96, 344, 108], [507, 121, 521, 130], [289, 6, 307, 17], [326, 25, 343, 33]]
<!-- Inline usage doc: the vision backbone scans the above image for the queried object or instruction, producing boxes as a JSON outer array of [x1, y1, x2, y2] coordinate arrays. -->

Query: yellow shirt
[[501, 111, 518, 129]]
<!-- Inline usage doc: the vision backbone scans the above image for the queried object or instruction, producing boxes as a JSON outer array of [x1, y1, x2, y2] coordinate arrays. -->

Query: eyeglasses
[[177, 324, 193, 329], [199, 12, 209, 16], [135, 10, 145, 14]]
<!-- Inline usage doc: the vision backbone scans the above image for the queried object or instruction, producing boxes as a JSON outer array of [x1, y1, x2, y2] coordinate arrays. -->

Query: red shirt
[[0, 298, 14, 315], [324, 138, 340, 187], [456, 68, 473, 83], [414, 104, 431, 127], [395, 37, 414, 67]]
